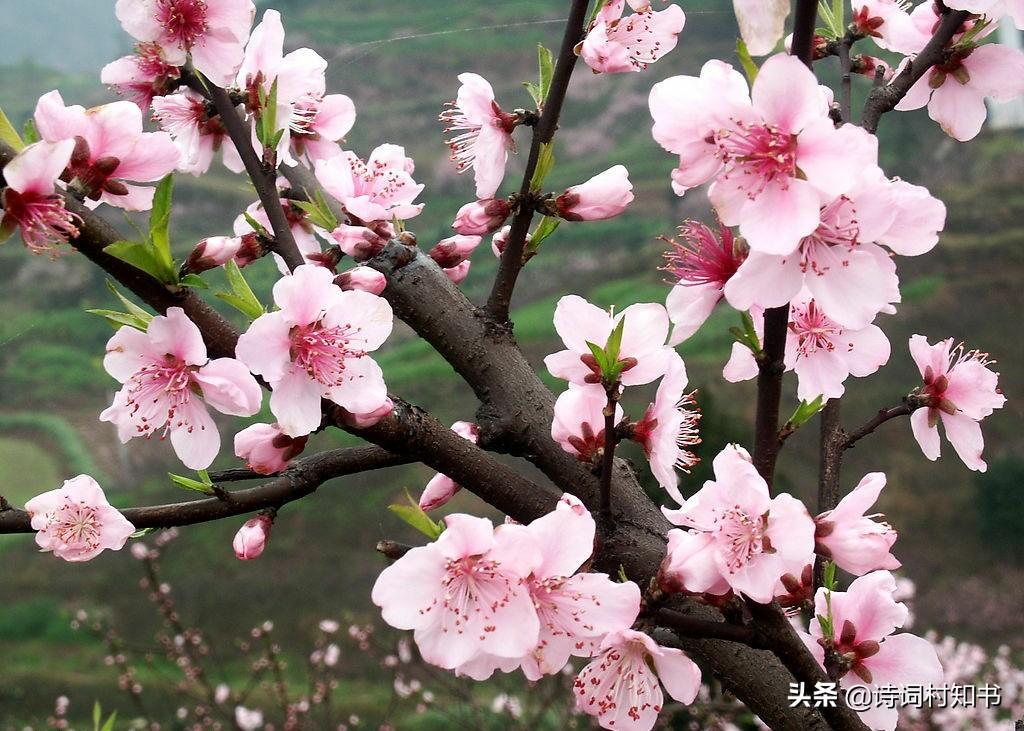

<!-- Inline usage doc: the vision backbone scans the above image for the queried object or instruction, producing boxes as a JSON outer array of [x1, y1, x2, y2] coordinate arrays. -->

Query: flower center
[[714, 121, 799, 195], [1, 188, 80, 256], [789, 300, 843, 358], [156, 0, 209, 48], [715, 506, 767, 572], [439, 556, 509, 637], [52, 501, 102, 548], [290, 321, 364, 387], [662, 219, 745, 287], [125, 357, 195, 436]]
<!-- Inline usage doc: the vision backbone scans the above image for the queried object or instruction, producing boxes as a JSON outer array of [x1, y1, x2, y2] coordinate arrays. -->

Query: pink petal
[[751, 53, 826, 133], [193, 358, 262, 416], [910, 407, 941, 462], [371, 544, 449, 630], [148, 307, 208, 365], [270, 367, 325, 437], [169, 398, 220, 470], [940, 412, 987, 471], [928, 82, 988, 142], [737, 177, 821, 255], [651, 646, 702, 704], [235, 311, 293, 381]]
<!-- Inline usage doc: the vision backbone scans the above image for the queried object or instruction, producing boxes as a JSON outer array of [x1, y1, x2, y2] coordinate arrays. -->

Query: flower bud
[[338, 398, 394, 428], [234, 423, 307, 476], [185, 236, 243, 274], [429, 235, 481, 268], [452, 198, 511, 235], [419, 473, 459, 512], [232, 513, 273, 560], [335, 266, 387, 295], [331, 224, 388, 261], [556, 165, 634, 221], [443, 260, 471, 285]]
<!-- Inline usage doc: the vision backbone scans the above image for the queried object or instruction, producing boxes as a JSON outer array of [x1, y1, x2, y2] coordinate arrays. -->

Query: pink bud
[[556, 165, 634, 221], [338, 398, 394, 428], [232, 514, 273, 560], [429, 235, 481, 268], [186, 236, 243, 273], [452, 198, 511, 235], [331, 224, 389, 261], [335, 266, 387, 295], [443, 260, 471, 285], [417, 422, 479, 511], [233, 233, 265, 268], [491, 225, 531, 259], [451, 421, 480, 443], [234, 423, 308, 475]]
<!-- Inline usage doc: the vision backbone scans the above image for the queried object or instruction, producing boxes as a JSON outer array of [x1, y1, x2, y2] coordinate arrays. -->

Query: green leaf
[[585, 340, 609, 374], [0, 106, 24, 151], [605, 317, 625, 366], [180, 273, 209, 289], [292, 191, 339, 231], [216, 292, 265, 320], [129, 527, 158, 539], [823, 560, 837, 591], [787, 396, 826, 430], [104, 240, 169, 282], [86, 308, 151, 331], [529, 141, 556, 193], [22, 118, 39, 145], [148, 175, 176, 280], [100, 711, 118, 731], [617, 564, 629, 583], [93, 702, 102, 730], [169, 472, 216, 495], [522, 81, 542, 108], [832, 0, 844, 33], [388, 490, 444, 540], [257, 77, 280, 147], [526, 215, 560, 255], [735, 39, 759, 85], [537, 44, 554, 106], [243, 211, 271, 238], [218, 260, 264, 319], [106, 280, 155, 325]]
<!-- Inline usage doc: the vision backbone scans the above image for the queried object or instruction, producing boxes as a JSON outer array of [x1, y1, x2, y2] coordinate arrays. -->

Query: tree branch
[[598, 383, 619, 522], [838, 35, 854, 123], [753, 306, 789, 485], [815, 400, 844, 588], [842, 396, 927, 450], [484, 0, 591, 322], [652, 608, 759, 646], [790, 0, 821, 67]]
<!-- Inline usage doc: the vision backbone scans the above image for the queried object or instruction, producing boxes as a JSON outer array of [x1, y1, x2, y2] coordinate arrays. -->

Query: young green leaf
[[216, 260, 264, 320], [537, 44, 554, 105], [169, 472, 216, 495], [103, 240, 169, 282], [180, 273, 209, 289], [735, 39, 759, 85], [22, 118, 39, 145], [0, 105, 25, 151], [106, 280, 155, 325], [388, 490, 444, 540], [243, 211, 271, 238], [526, 215, 560, 255], [529, 141, 556, 193], [86, 308, 152, 331], [147, 175, 177, 282], [787, 396, 826, 430], [100, 711, 117, 731], [605, 317, 625, 366]]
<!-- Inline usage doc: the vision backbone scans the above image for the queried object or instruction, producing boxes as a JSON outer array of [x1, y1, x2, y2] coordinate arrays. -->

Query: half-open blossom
[[234, 423, 307, 475], [815, 472, 900, 576], [630, 353, 700, 503], [662, 445, 815, 603], [335, 266, 386, 295], [650, 54, 877, 254], [555, 165, 634, 221], [0, 139, 79, 255], [114, 0, 256, 86], [25, 475, 135, 562], [233, 513, 273, 560], [452, 198, 510, 235], [371, 514, 541, 670], [185, 235, 244, 273], [545, 295, 673, 386], [233, 198, 322, 273], [733, 0, 789, 55], [805, 571, 943, 731], [101, 43, 181, 110], [552, 385, 625, 463], [336, 397, 394, 429], [429, 234, 481, 268], [443, 260, 472, 285], [851, 0, 930, 54], [100, 307, 263, 469], [574, 629, 701, 731], [439, 73, 516, 198], [152, 89, 231, 176], [580, 1, 686, 74], [315, 145, 424, 225], [419, 421, 480, 512], [34, 91, 179, 210], [663, 218, 746, 344], [895, 43, 1024, 141], [236, 264, 393, 437], [908, 335, 1006, 471]]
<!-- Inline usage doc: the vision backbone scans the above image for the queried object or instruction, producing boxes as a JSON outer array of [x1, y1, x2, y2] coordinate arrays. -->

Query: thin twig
[[814, 400, 844, 589], [599, 382, 620, 523], [838, 36, 853, 123], [842, 396, 927, 450]]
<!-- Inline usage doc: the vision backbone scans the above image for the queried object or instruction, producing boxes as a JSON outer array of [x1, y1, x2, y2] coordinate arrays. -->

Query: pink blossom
[[114, 0, 256, 86], [555, 165, 634, 221], [235, 264, 393, 437], [371, 514, 541, 670], [580, 1, 686, 74], [573, 629, 701, 731], [315, 145, 424, 225], [490, 225, 530, 259], [233, 199, 322, 272], [851, 0, 930, 54], [945, 0, 1024, 30], [429, 234, 481, 268], [101, 43, 180, 110], [234, 423, 307, 475], [815, 473, 900, 576], [630, 354, 700, 503], [663, 219, 746, 344], [733, 0, 789, 55], [895, 43, 1024, 141], [185, 235, 244, 273], [34, 91, 179, 211], [662, 445, 815, 603], [335, 267, 386, 295], [439, 73, 516, 198], [650, 55, 877, 254], [443, 260, 472, 285], [552, 385, 625, 463], [452, 198, 510, 235], [25, 475, 135, 562], [233, 513, 273, 560], [908, 335, 1006, 471], [0, 140, 80, 255], [152, 89, 231, 176], [418, 421, 480, 512], [234, 706, 263, 731], [545, 295, 673, 386], [100, 308, 262, 470], [805, 571, 943, 730], [336, 398, 394, 429]]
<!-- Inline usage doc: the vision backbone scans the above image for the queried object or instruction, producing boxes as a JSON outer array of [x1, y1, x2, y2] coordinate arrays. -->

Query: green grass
[[0, 436, 60, 507]]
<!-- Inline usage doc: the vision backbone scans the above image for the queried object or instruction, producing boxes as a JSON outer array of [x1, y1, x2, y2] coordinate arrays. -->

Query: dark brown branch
[[753, 306, 789, 485], [790, 0, 821, 67], [0, 447, 407, 533], [815, 400, 844, 589], [838, 37, 853, 123], [376, 539, 412, 561], [653, 608, 759, 646], [598, 384, 619, 522], [861, 8, 972, 132], [842, 396, 927, 450], [484, 0, 590, 322]]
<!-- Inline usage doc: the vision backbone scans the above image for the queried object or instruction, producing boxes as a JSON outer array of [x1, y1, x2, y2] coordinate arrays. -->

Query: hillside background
[[0, 1, 1021, 727]]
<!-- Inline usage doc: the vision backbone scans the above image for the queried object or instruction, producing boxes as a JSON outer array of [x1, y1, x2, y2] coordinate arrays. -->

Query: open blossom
[[896, 43, 1024, 141], [101, 42, 180, 110], [851, 0, 930, 54], [574, 629, 701, 731], [0, 140, 79, 255], [34, 91, 179, 211], [650, 54, 877, 254], [629, 353, 700, 503], [452, 198, 510, 235], [236, 264, 393, 437], [804, 571, 943, 731], [733, 0, 789, 55], [724, 295, 891, 402], [25, 475, 135, 562], [371, 514, 541, 670], [233, 513, 273, 560], [555, 165, 634, 221], [662, 445, 815, 603], [152, 89, 232, 176], [234, 706, 264, 731], [545, 295, 673, 386], [663, 218, 746, 345], [114, 0, 256, 86], [580, 1, 686, 74], [908, 335, 1006, 471], [440, 73, 516, 199], [234, 423, 308, 475], [552, 385, 625, 463], [315, 144, 424, 225], [419, 421, 480, 511], [100, 307, 262, 469], [946, 0, 1024, 30], [815, 473, 900, 576]]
